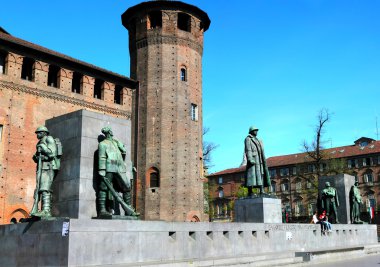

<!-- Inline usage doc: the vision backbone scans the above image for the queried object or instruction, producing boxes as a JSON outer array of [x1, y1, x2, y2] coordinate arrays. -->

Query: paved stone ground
[[308, 254, 380, 267]]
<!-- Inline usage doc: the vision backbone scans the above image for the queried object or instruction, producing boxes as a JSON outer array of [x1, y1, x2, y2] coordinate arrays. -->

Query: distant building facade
[[208, 137, 380, 222]]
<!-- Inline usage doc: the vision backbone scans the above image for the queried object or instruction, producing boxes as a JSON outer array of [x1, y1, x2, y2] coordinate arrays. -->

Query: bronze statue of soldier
[[244, 125, 271, 196], [30, 126, 61, 218], [97, 126, 139, 218], [321, 181, 340, 223], [350, 181, 363, 224]]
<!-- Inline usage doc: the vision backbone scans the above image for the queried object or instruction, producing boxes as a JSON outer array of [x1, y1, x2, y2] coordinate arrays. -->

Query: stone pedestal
[[319, 174, 355, 224], [0, 219, 377, 267], [45, 109, 132, 219], [234, 197, 282, 223]]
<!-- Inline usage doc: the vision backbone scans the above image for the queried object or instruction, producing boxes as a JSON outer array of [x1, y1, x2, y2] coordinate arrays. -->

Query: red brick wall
[[0, 54, 134, 224]]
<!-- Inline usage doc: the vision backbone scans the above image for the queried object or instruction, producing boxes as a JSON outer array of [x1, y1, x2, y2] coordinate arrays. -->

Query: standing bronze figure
[[30, 126, 61, 217], [97, 126, 139, 217], [321, 182, 340, 223], [349, 181, 363, 224], [244, 126, 270, 196]]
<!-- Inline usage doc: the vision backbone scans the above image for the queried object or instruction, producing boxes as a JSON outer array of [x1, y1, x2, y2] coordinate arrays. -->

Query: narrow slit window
[[191, 104, 198, 121], [180, 68, 187, 81], [47, 65, 60, 88], [71, 72, 83, 94], [21, 57, 35, 81], [0, 124, 3, 142]]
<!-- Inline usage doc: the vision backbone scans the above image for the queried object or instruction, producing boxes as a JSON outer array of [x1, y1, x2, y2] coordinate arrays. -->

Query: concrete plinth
[[45, 109, 132, 219], [234, 197, 282, 223], [0, 219, 377, 267], [319, 174, 355, 224]]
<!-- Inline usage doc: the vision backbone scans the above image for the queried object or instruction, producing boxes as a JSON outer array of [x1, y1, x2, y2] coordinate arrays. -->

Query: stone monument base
[[234, 197, 282, 223], [0, 219, 377, 266]]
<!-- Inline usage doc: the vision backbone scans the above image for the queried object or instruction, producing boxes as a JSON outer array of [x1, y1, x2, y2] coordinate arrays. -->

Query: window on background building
[[177, 12, 191, 32], [362, 157, 372, 166], [307, 164, 316, 173], [306, 181, 312, 189], [295, 181, 302, 192], [363, 171, 374, 184], [354, 159, 359, 168], [368, 194, 376, 210], [191, 103, 198, 121], [360, 141, 368, 147], [271, 182, 276, 193], [218, 189, 224, 198], [148, 11, 162, 29], [281, 182, 289, 192], [47, 65, 59, 88], [319, 163, 327, 172], [218, 177, 223, 184], [93, 79, 104, 99], [0, 124, 3, 141], [269, 169, 276, 178], [0, 50, 6, 74], [114, 85, 123, 105], [348, 159, 354, 168], [295, 201, 302, 216], [71, 72, 82, 94], [180, 68, 187, 81], [21, 57, 34, 81], [292, 166, 297, 175], [308, 202, 316, 216], [280, 168, 289, 177]]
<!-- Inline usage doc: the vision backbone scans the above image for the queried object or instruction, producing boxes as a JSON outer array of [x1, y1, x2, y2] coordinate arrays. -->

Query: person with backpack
[[30, 126, 61, 217]]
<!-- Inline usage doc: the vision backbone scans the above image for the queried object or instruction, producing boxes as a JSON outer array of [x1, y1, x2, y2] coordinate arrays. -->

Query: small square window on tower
[[191, 104, 198, 121]]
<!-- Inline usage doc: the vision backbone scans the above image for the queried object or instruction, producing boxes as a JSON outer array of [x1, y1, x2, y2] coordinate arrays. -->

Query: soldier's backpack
[[54, 138, 63, 170]]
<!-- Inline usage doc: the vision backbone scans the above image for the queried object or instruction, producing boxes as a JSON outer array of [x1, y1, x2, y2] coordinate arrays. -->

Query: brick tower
[[122, 1, 210, 221]]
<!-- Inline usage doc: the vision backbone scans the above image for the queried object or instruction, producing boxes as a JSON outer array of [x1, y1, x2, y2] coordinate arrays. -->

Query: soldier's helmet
[[325, 181, 331, 187], [101, 126, 113, 135], [35, 126, 49, 134], [249, 126, 259, 133]]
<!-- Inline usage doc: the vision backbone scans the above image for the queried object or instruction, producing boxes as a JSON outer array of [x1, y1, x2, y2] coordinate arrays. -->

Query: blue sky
[[2, 1, 379, 173]]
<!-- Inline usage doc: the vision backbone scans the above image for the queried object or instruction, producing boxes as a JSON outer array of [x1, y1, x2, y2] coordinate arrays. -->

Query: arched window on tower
[[148, 11, 162, 29], [147, 167, 160, 188], [178, 13, 191, 32], [180, 68, 187, 81]]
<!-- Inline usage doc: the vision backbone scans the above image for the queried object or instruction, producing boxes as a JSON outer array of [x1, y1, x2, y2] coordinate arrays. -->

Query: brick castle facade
[[0, 1, 210, 224]]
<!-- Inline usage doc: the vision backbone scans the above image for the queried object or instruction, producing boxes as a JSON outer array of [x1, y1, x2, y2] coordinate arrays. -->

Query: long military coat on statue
[[244, 134, 270, 187]]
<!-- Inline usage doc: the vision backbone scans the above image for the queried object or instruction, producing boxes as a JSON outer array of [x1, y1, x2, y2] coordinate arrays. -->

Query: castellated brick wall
[[123, 1, 210, 221], [0, 47, 136, 224]]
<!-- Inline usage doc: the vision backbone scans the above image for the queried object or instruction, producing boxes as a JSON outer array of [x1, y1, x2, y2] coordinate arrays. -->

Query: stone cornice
[[0, 80, 132, 119], [136, 35, 203, 55]]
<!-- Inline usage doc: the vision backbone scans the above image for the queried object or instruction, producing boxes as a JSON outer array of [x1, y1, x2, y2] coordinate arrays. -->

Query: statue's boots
[[98, 190, 111, 216], [123, 191, 140, 217], [32, 191, 52, 217]]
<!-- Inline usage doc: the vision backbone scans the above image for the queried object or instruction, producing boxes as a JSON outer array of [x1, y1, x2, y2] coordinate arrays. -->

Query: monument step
[[105, 252, 303, 267], [364, 244, 380, 254]]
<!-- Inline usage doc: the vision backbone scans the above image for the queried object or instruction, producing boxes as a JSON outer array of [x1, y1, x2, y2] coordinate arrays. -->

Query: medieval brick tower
[[122, 1, 210, 221]]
